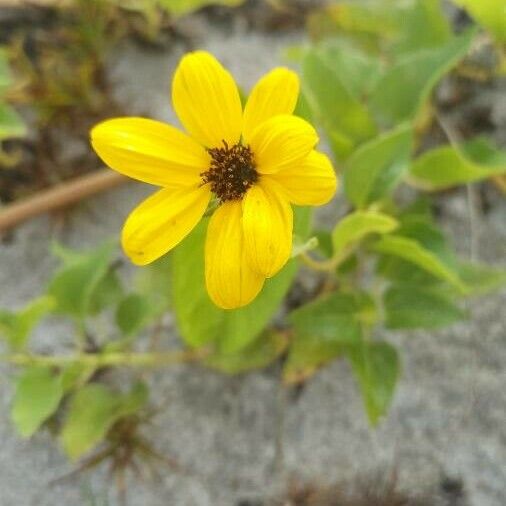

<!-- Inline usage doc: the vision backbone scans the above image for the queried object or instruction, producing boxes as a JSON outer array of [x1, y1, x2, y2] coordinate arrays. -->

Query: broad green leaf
[[372, 235, 466, 292], [11, 366, 63, 438], [48, 241, 117, 319], [346, 340, 400, 425], [60, 363, 95, 393], [158, 0, 244, 16], [0, 103, 27, 141], [172, 208, 311, 353], [317, 40, 383, 99], [457, 262, 506, 296], [0, 296, 55, 350], [115, 293, 152, 336], [283, 292, 376, 384], [204, 330, 288, 374], [61, 383, 148, 460], [61, 384, 122, 460], [369, 28, 476, 125], [452, 0, 506, 43], [393, 0, 451, 55], [302, 49, 377, 160], [344, 123, 413, 207], [134, 254, 172, 317], [384, 284, 465, 329], [88, 270, 123, 315], [332, 211, 398, 255], [410, 137, 506, 190], [396, 218, 458, 268], [376, 217, 461, 287]]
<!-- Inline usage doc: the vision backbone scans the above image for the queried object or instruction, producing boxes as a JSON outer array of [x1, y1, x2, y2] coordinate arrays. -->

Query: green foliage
[[2, 0, 506, 467], [343, 124, 413, 207], [384, 285, 466, 329], [410, 137, 506, 190], [372, 235, 466, 292], [61, 382, 148, 460], [346, 340, 400, 425], [0, 296, 55, 350], [11, 366, 64, 438], [172, 208, 311, 354], [332, 211, 398, 255], [48, 241, 120, 321], [115, 293, 153, 337], [302, 49, 377, 159], [283, 292, 376, 384], [204, 330, 288, 374], [369, 29, 476, 125]]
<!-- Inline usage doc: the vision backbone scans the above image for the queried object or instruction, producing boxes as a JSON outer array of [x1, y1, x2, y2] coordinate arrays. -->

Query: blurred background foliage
[[0, 0, 505, 498]]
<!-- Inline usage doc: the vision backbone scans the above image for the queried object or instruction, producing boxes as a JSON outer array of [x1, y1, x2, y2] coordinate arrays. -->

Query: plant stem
[[1, 350, 203, 368], [299, 246, 353, 273]]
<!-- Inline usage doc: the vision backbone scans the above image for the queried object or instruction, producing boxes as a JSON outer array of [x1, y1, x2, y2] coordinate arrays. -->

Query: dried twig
[[0, 170, 126, 233]]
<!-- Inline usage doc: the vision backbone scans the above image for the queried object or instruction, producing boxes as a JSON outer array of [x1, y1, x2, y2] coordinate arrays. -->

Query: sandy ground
[[0, 17, 505, 506]]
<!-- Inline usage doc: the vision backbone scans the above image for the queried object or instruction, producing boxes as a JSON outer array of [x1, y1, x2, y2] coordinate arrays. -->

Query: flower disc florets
[[201, 140, 258, 202]]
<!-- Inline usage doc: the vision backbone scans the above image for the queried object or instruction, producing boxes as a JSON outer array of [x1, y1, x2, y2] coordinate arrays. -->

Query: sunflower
[[91, 51, 337, 309]]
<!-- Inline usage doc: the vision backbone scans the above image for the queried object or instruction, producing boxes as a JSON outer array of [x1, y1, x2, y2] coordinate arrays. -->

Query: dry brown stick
[[0, 170, 127, 233]]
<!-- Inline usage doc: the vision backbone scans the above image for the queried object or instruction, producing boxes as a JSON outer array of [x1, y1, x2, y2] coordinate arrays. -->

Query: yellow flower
[[91, 51, 337, 309]]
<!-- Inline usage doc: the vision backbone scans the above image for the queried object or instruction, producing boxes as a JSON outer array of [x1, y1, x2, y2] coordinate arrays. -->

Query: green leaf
[[11, 366, 63, 438], [204, 330, 288, 374], [344, 123, 413, 208], [88, 270, 123, 315], [369, 28, 476, 125], [134, 254, 172, 317], [332, 211, 398, 255], [452, 0, 506, 43], [372, 235, 466, 291], [410, 137, 506, 190], [302, 49, 377, 160], [457, 262, 506, 296], [317, 40, 383, 100], [392, 0, 451, 55], [61, 384, 121, 460], [48, 241, 117, 320], [384, 284, 465, 329], [283, 292, 376, 384], [115, 293, 152, 337], [0, 103, 27, 141], [172, 208, 311, 353], [0, 296, 55, 351], [61, 383, 148, 460], [346, 340, 400, 425]]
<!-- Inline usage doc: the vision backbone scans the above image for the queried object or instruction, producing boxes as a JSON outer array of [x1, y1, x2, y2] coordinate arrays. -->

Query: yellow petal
[[91, 117, 209, 188], [249, 115, 318, 174], [242, 68, 300, 144], [242, 182, 293, 278], [266, 150, 338, 206], [122, 185, 211, 265], [205, 201, 265, 309], [172, 51, 243, 148]]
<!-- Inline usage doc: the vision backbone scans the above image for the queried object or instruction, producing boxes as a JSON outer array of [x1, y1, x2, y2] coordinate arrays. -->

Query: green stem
[[1, 350, 203, 368], [299, 246, 353, 273]]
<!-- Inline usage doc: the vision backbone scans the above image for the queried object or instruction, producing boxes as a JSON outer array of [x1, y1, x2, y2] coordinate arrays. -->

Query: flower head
[[91, 51, 337, 309]]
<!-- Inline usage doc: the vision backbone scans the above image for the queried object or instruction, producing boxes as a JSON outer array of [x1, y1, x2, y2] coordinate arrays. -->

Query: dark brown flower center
[[201, 140, 258, 202]]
